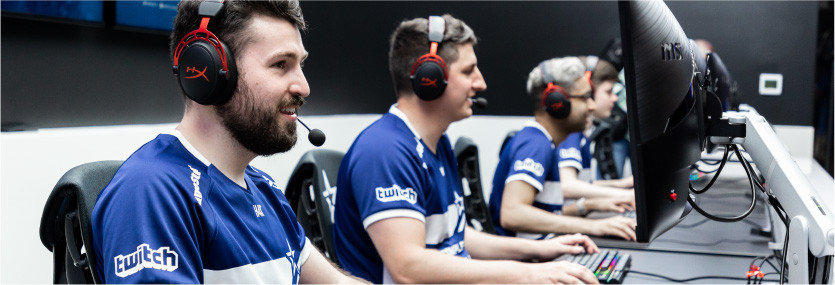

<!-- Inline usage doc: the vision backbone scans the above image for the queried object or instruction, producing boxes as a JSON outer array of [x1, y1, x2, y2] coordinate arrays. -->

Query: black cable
[[764, 258, 781, 273], [735, 149, 790, 226], [690, 144, 730, 194], [629, 270, 779, 283], [695, 165, 721, 174], [779, 219, 790, 284], [700, 158, 723, 165], [688, 144, 757, 222]]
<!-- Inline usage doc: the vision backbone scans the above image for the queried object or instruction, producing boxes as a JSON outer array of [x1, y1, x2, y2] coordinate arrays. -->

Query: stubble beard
[[217, 81, 303, 156]]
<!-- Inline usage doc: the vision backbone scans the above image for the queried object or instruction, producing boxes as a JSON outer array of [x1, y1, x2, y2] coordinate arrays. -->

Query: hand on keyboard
[[524, 261, 600, 284], [586, 196, 635, 213], [558, 249, 632, 284], [589, 216, 637, 241], [537, 233, 600, 259]]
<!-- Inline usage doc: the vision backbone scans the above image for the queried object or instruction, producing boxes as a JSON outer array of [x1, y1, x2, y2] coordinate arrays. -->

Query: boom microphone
[[470, 97, 488, 109], [297, 118, 326, 147]]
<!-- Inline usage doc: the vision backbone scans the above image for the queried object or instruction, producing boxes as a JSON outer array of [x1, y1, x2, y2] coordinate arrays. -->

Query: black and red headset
[[172, 0, 237, 106], [539, 59, 595, 119], [410, 16, 448, 101]]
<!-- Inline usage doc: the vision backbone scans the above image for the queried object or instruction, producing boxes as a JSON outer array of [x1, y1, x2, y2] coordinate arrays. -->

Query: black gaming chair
[[499, 130, 519, 157], [39, 160, 123, 284], [453, 137, 495, 234], [285, 149, 344, 265]]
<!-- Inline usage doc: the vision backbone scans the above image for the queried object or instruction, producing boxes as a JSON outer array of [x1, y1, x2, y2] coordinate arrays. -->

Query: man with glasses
[[489, 57, 638, 241]]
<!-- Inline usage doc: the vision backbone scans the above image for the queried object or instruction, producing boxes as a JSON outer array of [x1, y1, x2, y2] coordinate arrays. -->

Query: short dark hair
[[170, 0, 306, 66], [579, 56, 619, 87], [388, 14, 477, 97]]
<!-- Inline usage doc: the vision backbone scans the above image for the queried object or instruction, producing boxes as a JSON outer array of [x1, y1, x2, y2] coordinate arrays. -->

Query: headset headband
[[539, 61, 555, 85], [198, 0, 223, 17], [172, 0, 229, 72], [427, 16, 445, 43], [584, 55, 599, 73]]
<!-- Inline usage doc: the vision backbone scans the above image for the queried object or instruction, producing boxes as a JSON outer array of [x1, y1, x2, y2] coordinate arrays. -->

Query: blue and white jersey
[[557, 132, 593, 182], [490, 121, 562, 240], [333, 105, 469, 284], [92, 130, 311, 284]]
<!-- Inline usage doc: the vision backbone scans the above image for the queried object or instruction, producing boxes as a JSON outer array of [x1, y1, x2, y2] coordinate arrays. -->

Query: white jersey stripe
[[535, 181, 564, 205], [363, 209, 425, 229], [558, 160, 583, 171], [424, 203, 463, 245], [203, 257, 292, 284], [162, 130, 210, 166], [505, 173, 544, 192]]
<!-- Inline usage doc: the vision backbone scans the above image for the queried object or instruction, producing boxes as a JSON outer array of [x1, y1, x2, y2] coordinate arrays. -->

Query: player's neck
[[396, 96, 450, 154], [177, 106, 256, 188], [535, 114, 569, 146]]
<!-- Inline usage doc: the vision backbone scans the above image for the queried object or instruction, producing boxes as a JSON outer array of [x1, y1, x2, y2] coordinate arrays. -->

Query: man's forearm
[[563, 180, 629, 199], [501, 203, 591, 236], [464, 227, 541, 260]]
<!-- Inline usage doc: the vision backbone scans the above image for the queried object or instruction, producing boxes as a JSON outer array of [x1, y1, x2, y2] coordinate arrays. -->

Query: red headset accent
[[410, 42, 448, 80], [173, 17, 230, 72], [584, 70, 595, 95], [541, 82, 568, 111]]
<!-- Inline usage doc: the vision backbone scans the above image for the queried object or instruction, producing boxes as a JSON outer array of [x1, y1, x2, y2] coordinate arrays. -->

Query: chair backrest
[[453, 137, 495, 234], [589, 121, 621, 180], [499, 130, 519, 157], [39, 160, 123, 284], [285, 149, 344, 265]]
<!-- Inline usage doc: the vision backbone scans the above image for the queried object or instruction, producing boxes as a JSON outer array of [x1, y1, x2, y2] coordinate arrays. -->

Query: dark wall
[[1, 1, 819, 131]]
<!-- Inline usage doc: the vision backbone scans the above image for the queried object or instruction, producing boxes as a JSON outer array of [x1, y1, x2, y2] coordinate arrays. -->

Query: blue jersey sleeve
[[349, 137, 427, 228], [503, 135, 554, 192], [557, 132, 586, 171], [93, 163, 207, 284]]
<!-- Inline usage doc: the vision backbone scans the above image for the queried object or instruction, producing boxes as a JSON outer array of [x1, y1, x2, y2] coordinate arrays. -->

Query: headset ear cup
[[544, 88, 571, 119], [410, 56, 447, 101], [176, 40, 236, 105], [215, 41, 237, 105]]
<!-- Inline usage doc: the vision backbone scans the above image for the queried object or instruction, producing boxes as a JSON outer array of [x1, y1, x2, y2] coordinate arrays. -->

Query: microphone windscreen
[[308, 129, 326, 147], [474, 97, 488, 109]]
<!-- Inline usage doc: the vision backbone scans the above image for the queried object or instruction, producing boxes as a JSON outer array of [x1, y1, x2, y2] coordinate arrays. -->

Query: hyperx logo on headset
[[184, 66, 209, 82], [420, 77, 438, 87]]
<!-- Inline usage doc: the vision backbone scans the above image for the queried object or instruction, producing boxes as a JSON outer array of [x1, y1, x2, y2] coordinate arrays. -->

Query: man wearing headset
[[557, 56, 635, 211], [489, 57, 638, 242], [91, 1, 364, 283], [332, 15, 600, 284]]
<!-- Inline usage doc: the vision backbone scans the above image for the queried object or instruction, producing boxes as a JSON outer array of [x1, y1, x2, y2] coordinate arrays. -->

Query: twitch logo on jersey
[[376, 184, 417, 204], [513, 158, 545, 177], [114, 244, 179, 277]]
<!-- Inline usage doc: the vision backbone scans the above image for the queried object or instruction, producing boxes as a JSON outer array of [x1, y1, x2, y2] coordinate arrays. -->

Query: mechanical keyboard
[[557, 249, 631, 284]]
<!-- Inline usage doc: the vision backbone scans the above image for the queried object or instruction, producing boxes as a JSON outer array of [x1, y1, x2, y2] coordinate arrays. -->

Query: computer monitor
[[618, 0, 703, 243], [0, 1, 103, 24], [114, 1, 178, 32], [705, 52, 738, 112]]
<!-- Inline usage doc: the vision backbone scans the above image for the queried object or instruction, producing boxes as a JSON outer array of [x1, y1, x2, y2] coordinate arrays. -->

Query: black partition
[[1, 1, 819, 131]]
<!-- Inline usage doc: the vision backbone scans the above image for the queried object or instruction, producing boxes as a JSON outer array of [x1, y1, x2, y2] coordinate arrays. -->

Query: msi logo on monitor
[[661, 43, 683, 61]]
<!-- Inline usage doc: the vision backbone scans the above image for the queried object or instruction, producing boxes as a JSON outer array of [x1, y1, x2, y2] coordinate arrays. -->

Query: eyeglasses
[[567, 90, 594, 101], [568, 70, 596, 101]]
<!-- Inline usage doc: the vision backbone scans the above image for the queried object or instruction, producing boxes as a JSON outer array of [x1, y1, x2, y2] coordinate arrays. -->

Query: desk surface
[[589, 162, 789, 283], [619, 248, 781, 284], [591, 162, 774, 256]]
